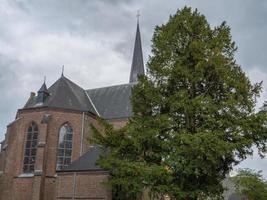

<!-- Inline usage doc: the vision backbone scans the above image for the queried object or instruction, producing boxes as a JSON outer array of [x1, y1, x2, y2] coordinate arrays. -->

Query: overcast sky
[[0, 0, 267, 177]]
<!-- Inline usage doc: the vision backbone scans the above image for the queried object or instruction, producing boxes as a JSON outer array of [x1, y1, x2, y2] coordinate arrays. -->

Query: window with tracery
[[23, 122, 38, 173], [56, 122, 73, 170]]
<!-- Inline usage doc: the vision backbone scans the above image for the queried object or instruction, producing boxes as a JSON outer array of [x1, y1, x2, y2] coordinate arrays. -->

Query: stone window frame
[[56, 122, 73, 170], [23, 121, 38, 173]]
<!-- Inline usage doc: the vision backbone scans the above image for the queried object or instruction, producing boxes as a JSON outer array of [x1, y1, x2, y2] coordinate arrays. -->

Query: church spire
[[129, 11, 145, 83], [36, 78, 49, 104]]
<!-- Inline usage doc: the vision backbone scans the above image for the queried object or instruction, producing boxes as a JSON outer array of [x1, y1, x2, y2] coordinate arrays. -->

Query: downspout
[[72, 172, 77, 200], [80, 112, 85, 156]]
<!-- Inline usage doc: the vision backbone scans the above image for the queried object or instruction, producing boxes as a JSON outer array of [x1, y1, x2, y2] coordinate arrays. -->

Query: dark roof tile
[[60, 146, 106, 172], [87, 83, 136, 119], [24, 76, 97, 114]]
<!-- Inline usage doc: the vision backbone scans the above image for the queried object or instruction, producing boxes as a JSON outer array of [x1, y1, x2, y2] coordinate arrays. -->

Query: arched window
[[56, 122, 73, 170], [23, 122, 38, 173]]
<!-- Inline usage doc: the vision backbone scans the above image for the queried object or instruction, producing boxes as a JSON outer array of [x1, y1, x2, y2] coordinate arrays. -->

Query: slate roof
[[87, 83, 135, 119], [38, 82, 48, 93], [129, 21, 145, 83], [24, 78, 136, 119], [24, 76, 98, 115], [60, 146, 106, 172]]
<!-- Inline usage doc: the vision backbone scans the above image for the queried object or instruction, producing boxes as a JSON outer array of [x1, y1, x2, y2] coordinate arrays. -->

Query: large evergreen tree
[[92, 7, 267, 200]]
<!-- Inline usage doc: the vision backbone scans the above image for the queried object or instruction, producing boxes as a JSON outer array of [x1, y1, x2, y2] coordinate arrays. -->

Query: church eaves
[[129, 19, 145, 83]]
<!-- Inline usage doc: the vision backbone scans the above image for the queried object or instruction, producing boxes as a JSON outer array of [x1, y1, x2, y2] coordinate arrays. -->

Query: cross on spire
[[61, 65, 64, 77], [136, 10, 140, 22]]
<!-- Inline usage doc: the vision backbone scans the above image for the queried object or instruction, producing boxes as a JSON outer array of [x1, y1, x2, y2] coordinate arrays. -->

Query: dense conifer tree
[[92, 7, 267, 200]]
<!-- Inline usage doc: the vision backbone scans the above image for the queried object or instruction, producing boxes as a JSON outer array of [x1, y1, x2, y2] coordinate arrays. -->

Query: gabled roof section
[[86, 82, 136, 119], [23, 76, 97, 114], [60, 146, 106, 172], [129, 20, 145, 83]]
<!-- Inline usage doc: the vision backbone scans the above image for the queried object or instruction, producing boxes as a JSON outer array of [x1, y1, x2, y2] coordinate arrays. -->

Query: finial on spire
[[129, 12, 145, 83], [44, 76, 46, 84], [61, 65, 64, 77], [136, 10, 140, 23]]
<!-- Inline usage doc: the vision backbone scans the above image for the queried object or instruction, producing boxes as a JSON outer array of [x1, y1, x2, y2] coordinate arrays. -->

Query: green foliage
[[231, 169, 267, 200], [92, 7, 267, 200]]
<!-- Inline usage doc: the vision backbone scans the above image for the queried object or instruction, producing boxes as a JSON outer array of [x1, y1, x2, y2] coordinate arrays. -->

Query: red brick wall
[[12, 177, 34, 200], [108, 118, 128, 129], [56, 171, 111, 200], [0, 108, 98, 200], [0, 107, 128, 200], [0, 119, 22, 200], [0, 152, 3, 172]]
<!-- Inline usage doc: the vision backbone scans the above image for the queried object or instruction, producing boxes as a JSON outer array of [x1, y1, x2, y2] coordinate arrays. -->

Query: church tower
[[129, 15, 145, 83]]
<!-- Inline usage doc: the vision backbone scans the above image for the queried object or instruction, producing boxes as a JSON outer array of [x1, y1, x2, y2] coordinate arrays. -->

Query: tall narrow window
[[56, 122, 73, 170], [23, 122, 38, 173]]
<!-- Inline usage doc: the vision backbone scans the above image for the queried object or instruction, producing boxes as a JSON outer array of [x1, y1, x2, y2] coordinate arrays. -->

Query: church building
[[0, 19, 145, 200]]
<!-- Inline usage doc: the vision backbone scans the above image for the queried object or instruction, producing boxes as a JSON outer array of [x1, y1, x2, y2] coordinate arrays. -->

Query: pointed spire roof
[[129, 17, 145, 83], [36, 79, 49, 104], [38, 82, 48, 93]]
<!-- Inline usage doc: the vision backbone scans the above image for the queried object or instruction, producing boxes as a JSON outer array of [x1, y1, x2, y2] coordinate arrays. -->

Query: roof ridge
[[46, 77, 62, 105], [64, 77, 98, 115], [87, 82, 137, 91], [85, 91, 100, 116], [64, 77, 85, 106]]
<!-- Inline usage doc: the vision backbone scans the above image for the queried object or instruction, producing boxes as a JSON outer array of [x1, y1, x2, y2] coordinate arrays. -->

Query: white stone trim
[[2, 144, 8, 150], [18, 173, 34, 178], [37, 141, 46, 147], [34, 170, 43, 174]]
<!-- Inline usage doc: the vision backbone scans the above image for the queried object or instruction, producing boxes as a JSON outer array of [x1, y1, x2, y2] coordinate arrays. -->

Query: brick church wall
[[12, 177, 34, 200], [0, 151, 4, 172], [108, 118, 128, 129], [0, 107, 99, 200], [0, 119, 23, 200], [0, 105, 129, 200], [56, 171, 111, 200]]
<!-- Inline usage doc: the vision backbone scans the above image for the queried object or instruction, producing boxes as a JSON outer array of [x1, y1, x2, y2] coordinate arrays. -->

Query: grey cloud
[[0, 55, 26, 136], [17, 0, 134, 34]]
